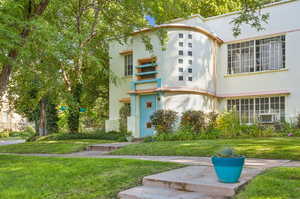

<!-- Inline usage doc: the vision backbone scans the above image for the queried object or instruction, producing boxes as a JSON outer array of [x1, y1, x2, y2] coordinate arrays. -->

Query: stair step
[[118, 186, 225, 199], [86, 143, 131, 151], [143, 166, 262, 197]]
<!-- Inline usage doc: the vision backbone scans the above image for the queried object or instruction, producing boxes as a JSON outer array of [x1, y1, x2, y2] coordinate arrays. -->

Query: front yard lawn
[[0, 139, 114, 154], [111, 137, 300, 160], [0, 155, 181, 199], [235, 167, 300, 199]]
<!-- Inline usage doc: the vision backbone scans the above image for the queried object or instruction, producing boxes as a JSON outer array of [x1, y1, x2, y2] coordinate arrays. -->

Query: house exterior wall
[[107, 0, 300, 136], [0, 96, 29, 131]]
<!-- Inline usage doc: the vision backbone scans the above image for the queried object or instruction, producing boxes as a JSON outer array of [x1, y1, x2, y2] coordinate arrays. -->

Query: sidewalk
[[1, 150, 299, 169]]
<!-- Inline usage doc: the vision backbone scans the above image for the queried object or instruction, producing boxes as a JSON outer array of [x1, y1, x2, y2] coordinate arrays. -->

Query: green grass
[[236, 167, 300, 199], [0, 155, 181, 199], [111, 137, 300, 160], [0, 139, 115, 154]]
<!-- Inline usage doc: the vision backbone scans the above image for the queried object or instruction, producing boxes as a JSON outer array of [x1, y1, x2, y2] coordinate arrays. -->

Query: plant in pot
[[211, 148, 245, 183], [125, 131, 134, 142]]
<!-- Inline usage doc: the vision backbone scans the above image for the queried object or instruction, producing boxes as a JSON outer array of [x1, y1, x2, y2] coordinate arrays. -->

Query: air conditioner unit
[[258, 113, 278, 124]]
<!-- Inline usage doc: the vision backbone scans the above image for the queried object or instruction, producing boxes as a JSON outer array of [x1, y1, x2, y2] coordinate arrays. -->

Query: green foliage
[[150, 110, 178, 134], [119, 103, 131, 133], [216, 111, 241, 138], [9, 126, 35, 138], [206, 112, 219, 130], [1, 0, 277, 135], [28, 130, 126, 142], [296, 114, 300, 129], [215, 148, 241, 158], [180, 110, 206, 133], [0, 130, 9, 138]]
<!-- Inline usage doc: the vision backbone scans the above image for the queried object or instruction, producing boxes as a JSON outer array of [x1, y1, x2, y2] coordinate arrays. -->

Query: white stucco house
[[106, 0, 300, 138]]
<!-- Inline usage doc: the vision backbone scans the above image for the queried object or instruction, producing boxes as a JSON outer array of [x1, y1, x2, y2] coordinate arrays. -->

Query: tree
[[1, 0, 279, 134], [0, 0, 50, 98]]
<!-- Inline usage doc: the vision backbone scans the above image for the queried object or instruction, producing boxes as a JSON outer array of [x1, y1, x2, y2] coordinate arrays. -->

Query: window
[[179, 42, 184, 47], [188, 68, 192, 73], [188, 76, 193, 81], [188, 34, 192, 39], [227, 96, 285, 124], [179, 76, 184, 81], [188, 43, 192, 48], [228, 36, 285, 74], [179, 33, 184, 38], [188, 60, 193, 65], [178, 59, 183, 64], [188, 51, 192, 56], [124, 54, 133, 76], [178, 67, 183, 72], [146, 102, 152, 108], [179, 50, 184, 56], [146, 122, 152, 128]]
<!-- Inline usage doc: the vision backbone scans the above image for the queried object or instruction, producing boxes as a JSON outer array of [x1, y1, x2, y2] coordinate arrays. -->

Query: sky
[[145, 15, 156, 26]]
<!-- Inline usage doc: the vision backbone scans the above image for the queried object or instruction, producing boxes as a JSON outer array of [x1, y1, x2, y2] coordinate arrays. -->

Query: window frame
[[124, 53, 133, 76], [227, 96, 285, 124], [227, 35, 286, 75]]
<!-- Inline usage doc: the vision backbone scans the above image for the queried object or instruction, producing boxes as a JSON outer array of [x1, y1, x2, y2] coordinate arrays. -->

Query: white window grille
[[124, 54, 133, 76], [227, 96, 285, 124], [228, 36, 285, 74]]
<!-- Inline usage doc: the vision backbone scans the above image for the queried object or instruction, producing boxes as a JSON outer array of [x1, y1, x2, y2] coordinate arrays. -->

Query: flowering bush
[[180, 110, 206, 133], [150, 110, 178, 134], [216, 111, 241, 138]]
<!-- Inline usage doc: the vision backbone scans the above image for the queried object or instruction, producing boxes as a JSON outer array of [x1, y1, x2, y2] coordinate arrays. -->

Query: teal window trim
[[135, 63, 157, 68], [136, 71, 158, 76], [131, 78, 162, 91]]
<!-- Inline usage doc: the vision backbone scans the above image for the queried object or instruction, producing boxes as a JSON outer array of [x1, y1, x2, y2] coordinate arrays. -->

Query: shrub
[[150, 110, 178, 134], [216, 111, 241, 138], [10, 126, 36, 138], [119, 103, 131, 133], [206, 112, 219, 130], [180, 110, 206, 133], [296, 114, 300, 129], [27, 130, 126, 142], [0, 130, 9, 138]]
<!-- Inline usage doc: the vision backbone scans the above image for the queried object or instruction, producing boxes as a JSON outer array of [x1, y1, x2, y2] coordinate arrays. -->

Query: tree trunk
[[0, 0, 50, 98], [39, 98, 47, 136], [67, 83, 82, 133]]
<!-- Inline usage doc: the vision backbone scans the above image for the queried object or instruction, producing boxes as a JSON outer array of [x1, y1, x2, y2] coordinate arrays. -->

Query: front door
[[140, 95, 157, 137]]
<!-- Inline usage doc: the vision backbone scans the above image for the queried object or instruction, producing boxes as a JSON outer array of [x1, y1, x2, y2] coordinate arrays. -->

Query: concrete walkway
[[0, 139, 25, 146], [1, 151, 299, 169]]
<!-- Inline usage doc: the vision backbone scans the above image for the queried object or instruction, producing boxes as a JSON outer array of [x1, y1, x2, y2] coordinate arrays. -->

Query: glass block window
[[124, 54, 133, 76], [227, 96, 285, 124], [179, 50, 184, 56], [188, 51, 192, 56], [178, 59, 183, 64], [179, 33, 184, 38], [179, 76, 184, 81], [228, 35, 285, 74]]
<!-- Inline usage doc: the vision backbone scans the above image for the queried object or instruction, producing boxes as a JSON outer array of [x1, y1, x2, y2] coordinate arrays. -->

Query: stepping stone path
[[119, 166, 263, 199], [86, 142, 132, 152]]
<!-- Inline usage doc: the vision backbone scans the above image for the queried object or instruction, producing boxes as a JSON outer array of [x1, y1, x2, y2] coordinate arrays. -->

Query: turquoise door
[[140, 95, 157, 137]]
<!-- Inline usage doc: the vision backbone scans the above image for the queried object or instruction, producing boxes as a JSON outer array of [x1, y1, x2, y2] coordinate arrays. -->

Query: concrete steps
[[119, 186, 225, 199], [118, 166, 263, 199], [86, 142, 131, 151]]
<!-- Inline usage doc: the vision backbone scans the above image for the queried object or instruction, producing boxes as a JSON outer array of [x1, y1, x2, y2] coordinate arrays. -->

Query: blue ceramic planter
[[211, 156, 245, 183]]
